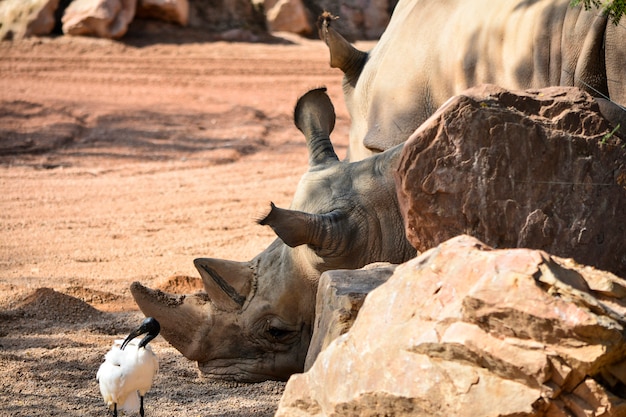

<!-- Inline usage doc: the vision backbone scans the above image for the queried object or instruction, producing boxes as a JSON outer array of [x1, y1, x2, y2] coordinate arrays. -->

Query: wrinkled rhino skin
[[131, 88, 416, 381], [319, 0, 626, 161]]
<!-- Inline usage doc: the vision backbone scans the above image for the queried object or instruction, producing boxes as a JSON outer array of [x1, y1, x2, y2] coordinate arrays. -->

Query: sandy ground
[[0, 30, 375, 416]]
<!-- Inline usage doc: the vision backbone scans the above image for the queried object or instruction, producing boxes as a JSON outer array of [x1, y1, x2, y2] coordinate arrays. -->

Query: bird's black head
[[121, 317, 161, 350]]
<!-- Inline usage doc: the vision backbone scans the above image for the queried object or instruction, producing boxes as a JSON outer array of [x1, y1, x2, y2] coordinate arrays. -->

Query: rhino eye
[[267, 326, 294, 341]]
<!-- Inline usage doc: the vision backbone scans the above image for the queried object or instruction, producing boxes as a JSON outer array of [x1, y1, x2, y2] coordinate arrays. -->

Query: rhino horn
[[294, 87, 338, 167], [130, 281, 211, 362], [317, 11, 367, 87], [193, 258, 253, 311], [258, 202, 344, 254]]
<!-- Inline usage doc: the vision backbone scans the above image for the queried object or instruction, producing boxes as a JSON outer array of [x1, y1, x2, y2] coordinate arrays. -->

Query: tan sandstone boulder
[[264, 0, 311, 36], [0, 0, 59, 40], [304, 263, 396, 370], [136, 0, 188, 26], [62, 0, 137, 39], [276, 235, 626, 417], [396, 85, 626, 278]]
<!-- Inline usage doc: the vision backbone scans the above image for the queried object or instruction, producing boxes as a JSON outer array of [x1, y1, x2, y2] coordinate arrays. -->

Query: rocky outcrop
[[396, 85, 626, 278], [276, 235, 626, 417], [136, 0, 188, 26], [0, 0, 59, 40], [304, 263, 396, 370], [0, 0, 391, 40], [62, 0, 137, 39], [0, 0, 266, 40]]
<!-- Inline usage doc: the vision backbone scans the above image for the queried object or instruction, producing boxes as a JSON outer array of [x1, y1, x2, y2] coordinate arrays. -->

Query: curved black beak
[[121, 317, 161, 350]]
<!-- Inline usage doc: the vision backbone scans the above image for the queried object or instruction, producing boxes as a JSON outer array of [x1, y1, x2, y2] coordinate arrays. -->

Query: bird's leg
[[140, 396, 145, 417], [113, 403, 117, 417]]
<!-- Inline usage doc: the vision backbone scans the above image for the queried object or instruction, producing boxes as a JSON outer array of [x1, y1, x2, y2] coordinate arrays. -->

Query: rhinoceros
[[130, 88, 416, 381], [319, 0, 626, 161]]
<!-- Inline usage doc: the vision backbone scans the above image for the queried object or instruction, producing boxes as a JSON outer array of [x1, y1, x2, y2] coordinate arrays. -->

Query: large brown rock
[[396, 85, 626, 278], [0, 0, 59, 40], [276, 235, 626, 417], [62, 0, 137, 39]]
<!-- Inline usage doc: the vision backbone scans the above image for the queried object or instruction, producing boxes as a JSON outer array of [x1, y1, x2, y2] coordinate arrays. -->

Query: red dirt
[[0, 31, 375, 416]]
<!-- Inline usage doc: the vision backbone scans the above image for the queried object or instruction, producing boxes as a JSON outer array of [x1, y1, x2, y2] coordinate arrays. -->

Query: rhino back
[[349, 0, 613, 160]]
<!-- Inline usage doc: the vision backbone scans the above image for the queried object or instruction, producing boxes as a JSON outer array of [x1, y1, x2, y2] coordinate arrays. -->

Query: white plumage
[[97, 317, 160, 417]]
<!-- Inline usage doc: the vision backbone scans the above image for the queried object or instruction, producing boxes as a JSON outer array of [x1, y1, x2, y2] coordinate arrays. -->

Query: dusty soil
[[0, 31, 375, 416]]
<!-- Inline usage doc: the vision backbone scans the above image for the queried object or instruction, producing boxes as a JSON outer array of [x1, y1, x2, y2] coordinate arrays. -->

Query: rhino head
[[131, 88, 416, 381]]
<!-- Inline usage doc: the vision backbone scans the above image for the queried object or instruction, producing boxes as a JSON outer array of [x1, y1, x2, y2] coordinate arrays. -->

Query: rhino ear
[[193, 258, 253, 311], [295, 87, 339, 167], [258, 202, 345, 255], [317, 11, 367, 87]]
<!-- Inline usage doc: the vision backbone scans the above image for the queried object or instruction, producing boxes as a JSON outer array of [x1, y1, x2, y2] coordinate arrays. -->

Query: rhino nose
[[129, 281, 212, 362]]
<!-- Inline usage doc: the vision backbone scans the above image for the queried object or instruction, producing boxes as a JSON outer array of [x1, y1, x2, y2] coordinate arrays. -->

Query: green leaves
[[570, 0, 626, 25]]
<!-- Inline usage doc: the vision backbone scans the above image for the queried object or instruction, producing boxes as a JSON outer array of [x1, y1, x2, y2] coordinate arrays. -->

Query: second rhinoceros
[[130, 88, 416, 382], [320, 0, 626, 161]]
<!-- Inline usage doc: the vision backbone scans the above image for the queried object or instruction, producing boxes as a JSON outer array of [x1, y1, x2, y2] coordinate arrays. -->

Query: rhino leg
[[130, 282, 212, 362], [605, 21, 626, 107]]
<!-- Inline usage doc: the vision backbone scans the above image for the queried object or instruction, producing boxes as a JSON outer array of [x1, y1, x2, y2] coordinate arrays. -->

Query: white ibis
[[97, 317, 160, 417]]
